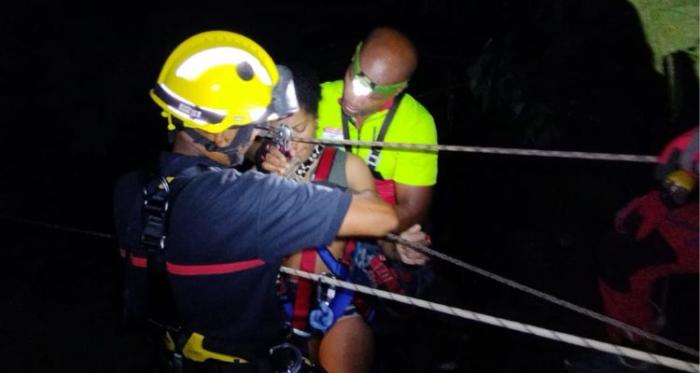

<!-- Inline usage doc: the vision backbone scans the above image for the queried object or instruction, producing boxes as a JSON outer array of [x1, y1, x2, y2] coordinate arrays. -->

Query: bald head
[[360, 27, 417, 85], [340, 27, 418, 118]]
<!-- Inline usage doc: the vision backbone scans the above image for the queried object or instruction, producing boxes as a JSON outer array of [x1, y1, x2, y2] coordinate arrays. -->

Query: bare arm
[[394, 182, 433, 232], [345, 153, 378, 193], [337, 190, 398, 237], [337, 153, 397, 237], [344, 154, 427, 264], [261, 146, 397, 236]]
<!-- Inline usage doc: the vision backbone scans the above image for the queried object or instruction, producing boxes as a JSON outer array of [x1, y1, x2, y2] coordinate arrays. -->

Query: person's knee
[[319, 316, 374, 373]]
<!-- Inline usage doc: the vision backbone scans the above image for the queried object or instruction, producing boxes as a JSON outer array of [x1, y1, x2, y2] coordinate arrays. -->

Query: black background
[[1, 1, 697, 372]]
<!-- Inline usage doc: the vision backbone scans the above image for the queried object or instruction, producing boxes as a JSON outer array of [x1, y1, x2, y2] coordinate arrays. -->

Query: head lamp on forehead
[[350, 42, 408, 96]]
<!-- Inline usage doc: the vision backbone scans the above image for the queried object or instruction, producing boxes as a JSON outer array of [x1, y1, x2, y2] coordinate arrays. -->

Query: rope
[[3, 215, 697, 361], [0, 215, 115, 240], [386, 233, 700, 358], [260, 133, 691, 355], [290, 136, 658, 163], [281, 266, 699, 373]]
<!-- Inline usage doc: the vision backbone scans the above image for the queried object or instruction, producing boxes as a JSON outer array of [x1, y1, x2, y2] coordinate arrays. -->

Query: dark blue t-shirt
[[113, 152, 351, 348]]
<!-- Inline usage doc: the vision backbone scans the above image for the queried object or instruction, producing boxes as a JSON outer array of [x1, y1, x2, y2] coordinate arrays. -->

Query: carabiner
[[269, 342, 302, 373], [272, 124, 293, 159]]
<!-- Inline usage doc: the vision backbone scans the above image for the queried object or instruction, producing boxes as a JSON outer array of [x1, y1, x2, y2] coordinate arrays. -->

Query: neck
[[351, 114, 367, 128], [171, 131, 230, 166]]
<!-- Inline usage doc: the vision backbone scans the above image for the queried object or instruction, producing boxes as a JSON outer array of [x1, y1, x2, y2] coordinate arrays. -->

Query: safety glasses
[[350, 42, 408, 96]]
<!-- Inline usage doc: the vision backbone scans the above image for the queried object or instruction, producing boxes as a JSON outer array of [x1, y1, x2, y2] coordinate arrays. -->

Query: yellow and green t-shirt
[[316, 80, 438, 186]]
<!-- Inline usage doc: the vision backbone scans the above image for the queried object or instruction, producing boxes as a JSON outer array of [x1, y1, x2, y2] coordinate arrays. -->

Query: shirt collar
[[380, 96, 396, 111]]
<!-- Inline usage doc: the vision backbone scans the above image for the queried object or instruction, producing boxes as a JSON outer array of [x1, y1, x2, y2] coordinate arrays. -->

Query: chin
[[341, 102, 358, 115]]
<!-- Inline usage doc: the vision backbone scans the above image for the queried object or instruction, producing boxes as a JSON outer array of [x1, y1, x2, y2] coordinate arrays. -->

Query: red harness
[[374, 179, 396, 204], [292, 147, 340, 331], [290, 147, 404, 332]]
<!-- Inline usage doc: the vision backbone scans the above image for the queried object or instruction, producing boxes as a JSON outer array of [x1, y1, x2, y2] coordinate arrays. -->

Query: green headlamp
[[350, 42, 408, 96]]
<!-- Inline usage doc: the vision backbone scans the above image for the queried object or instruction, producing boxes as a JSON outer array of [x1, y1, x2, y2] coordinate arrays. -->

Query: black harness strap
[[341, 93, 405, 178], [341, 112, 353, 154], [141, 176, 179, 327], [140, 166, 212, 329]]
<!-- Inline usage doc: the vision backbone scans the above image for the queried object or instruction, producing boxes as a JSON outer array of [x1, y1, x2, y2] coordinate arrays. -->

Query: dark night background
[[1, 1, 697, 372]]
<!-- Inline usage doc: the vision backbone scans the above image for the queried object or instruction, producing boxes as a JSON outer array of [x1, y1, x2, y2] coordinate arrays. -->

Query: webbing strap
[[290, 147, 345, 332], [315, 245, 349, 279], [368, 93, 404, 171], [292, 249, 317, 331], [374, 179, 397, 205], [142, 175, 178, 326], [315, 245, 355, 327], [341, 93, 405, 174], [313, 146, 337, 181], [369, 254, 403, 293]]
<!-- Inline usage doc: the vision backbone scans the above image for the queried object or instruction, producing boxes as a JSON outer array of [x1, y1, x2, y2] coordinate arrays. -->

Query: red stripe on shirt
[[166, 259, 265, 276], [131, 256, 148, 268]]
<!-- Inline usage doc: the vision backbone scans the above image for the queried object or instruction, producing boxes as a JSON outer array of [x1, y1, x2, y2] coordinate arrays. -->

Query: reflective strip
[[131, 256, 148, 268], [153, 84, 225, 124], [166, 259, 265, 276], [123, 251, 264, 275], [120, 248, 147, 268]]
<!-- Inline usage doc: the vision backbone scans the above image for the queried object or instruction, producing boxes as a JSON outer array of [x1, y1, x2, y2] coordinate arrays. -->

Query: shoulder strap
[[327, 149, 348, 188], [313, 146, 338, 182], [140, 165, 212, 327], [141, 175, 179, 326], [341, 113, 352, 153], [292, 250, 317, 331], [340, 94, 405, 173], [367, 93, 404, 172]]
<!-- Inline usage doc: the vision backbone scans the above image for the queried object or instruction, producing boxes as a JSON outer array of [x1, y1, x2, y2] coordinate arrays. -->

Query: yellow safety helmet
[[663, 169, 696, 192], [661, 169, 697, 205], [150, 30, 280, 134]]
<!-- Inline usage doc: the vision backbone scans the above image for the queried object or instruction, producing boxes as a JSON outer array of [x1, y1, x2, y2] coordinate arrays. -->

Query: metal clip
[[272, 124, 293, 159], [269, 342, 302, 373], [309, 273, 337, 332], [317, 272, 337, 304]]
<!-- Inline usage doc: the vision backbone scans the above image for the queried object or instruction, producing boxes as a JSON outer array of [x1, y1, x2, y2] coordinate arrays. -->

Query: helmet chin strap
[[183, 125, 255, 167]]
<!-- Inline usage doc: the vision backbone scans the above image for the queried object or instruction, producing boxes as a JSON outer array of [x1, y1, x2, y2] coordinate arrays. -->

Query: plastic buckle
[[316, 273, 337, 305], [367, 152, 380, 168], [141, 177, 172, 252]]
